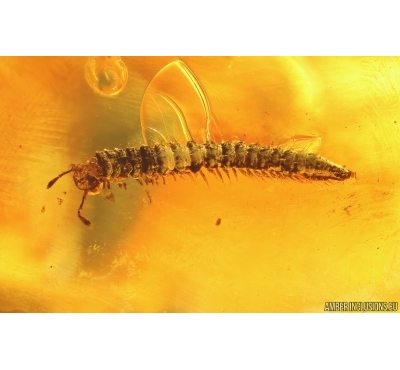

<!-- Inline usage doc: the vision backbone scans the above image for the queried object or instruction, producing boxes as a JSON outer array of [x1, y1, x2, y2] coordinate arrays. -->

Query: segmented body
[[92, 140, 353, 184], [47, 139, 354, 226]]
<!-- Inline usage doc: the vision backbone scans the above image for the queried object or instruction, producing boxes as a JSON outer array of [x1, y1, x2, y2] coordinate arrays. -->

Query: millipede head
[[72, 163, 104, 194], [46, 162, 102, 227], [47, 158, 105, 196]]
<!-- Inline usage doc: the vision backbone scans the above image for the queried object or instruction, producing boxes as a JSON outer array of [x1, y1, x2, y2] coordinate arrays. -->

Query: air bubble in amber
[[85, 56, 128, 97]]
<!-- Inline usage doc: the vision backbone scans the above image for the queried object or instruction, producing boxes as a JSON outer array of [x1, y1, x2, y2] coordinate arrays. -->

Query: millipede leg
[[78, 191, 91, 226], [222, 167, 231, 182], [146, 189, 152, 203], [239, 169, 249, 177], [248, 169, 262, 181], [253, 170, 265, 181], [232, 167, 238, 182], [215, 167, 224, 183], [246, 169, 254, 177], [143, 176, 153, 186], [186, 171, 196, 184], [207, 168, 218, 181], [293, 175, 304, 182], [199, 170, 210, 189]]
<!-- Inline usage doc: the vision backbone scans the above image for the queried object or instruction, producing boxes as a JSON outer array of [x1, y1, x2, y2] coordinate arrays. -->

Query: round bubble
[[85, 56, 128, 97]]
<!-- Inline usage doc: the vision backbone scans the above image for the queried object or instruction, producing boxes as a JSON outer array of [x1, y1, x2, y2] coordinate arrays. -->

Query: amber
[[0, 56, 399, 312], [85, 56, 128, 97]]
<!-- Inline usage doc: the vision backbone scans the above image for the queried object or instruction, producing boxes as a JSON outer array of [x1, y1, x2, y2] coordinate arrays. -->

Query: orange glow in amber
[[0, 57, 399, 312]]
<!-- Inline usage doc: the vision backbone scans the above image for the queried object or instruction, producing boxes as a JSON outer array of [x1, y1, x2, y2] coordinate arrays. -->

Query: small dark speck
[[50, 266, 53, 268], [216, 218, 221, 226], [19, 145, 22, 148], [63, 191, 67, 195], [377, 247, 380, 250], [57, 198, 63, 205], [394, 121, 397, 123], [41, 206, 45, 213]]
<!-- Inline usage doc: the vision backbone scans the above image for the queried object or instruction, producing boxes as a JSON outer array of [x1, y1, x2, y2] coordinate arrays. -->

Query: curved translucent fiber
[[278, 135, 322, 153], [140, 60, 216, 146], [85, 56, 128, 97]]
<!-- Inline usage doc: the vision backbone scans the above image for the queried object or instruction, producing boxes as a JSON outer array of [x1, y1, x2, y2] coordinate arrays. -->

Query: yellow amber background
[[0, 57, 399, 312]]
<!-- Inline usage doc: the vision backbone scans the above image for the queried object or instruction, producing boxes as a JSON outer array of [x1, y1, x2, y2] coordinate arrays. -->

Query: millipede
[[47, 59, 355, 226], [47, 139, 355, 226]]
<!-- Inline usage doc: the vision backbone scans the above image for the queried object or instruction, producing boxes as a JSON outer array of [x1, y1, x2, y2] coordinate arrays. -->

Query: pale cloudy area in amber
[[0, 57, 399, 312]]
